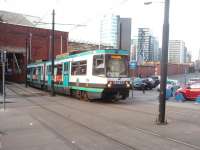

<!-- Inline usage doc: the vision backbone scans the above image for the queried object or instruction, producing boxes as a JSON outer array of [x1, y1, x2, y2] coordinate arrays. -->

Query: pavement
[[0, 83, 200, 150]]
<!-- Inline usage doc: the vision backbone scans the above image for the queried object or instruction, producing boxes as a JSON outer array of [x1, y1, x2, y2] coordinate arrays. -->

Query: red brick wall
[[130, 63, 190, 78], [155, 63, 190, 76], [0, 23, 68, 82], [0, 22, 68, 61], [130, 65, 155, 77]]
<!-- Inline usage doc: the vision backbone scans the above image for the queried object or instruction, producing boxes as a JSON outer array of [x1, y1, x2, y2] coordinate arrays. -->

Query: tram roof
[[59, 49, 128, 59], [28, 49, 128, 66]]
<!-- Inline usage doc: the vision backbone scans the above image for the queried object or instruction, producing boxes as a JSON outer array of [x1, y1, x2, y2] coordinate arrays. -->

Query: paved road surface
[[0, 83, 200, 150]]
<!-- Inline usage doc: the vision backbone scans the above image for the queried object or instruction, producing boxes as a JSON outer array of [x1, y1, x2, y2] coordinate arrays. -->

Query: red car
[[175, 82, 200, 100]]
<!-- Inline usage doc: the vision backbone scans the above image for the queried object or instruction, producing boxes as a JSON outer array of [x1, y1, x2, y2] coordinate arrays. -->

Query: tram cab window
[[106, 55, 128, 78], [93, 55, 105, 76]]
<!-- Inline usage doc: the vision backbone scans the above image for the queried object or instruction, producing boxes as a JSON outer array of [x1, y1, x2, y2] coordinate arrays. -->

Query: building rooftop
[[0, 10, 41, 27]]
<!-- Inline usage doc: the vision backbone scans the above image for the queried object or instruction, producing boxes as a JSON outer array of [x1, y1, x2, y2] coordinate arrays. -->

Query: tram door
[[38, 67, 42, 82], [30, 68, 34, 82], [47, 65, 52, 85], [63, 62, 69, 87]]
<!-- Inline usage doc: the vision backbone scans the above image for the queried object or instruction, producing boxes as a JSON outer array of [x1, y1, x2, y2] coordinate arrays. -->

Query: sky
[[0, 0, 200, 61]]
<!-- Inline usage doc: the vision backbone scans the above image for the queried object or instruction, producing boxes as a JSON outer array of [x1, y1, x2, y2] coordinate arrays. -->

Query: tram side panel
[[27, 63, 45, 89], [69, 55, 106, 99]]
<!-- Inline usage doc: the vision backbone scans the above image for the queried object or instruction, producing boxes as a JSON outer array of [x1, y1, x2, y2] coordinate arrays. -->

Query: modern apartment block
[[168, 40, 187, 64], [100, 14, 131, 50], [136, 28, 159, 62]]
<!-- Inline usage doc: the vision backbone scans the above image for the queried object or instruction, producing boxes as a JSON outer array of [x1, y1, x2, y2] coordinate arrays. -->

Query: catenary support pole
[[25, 38, 28, 88], [158, 0, 170, 124], [51, 9, 55, 96]]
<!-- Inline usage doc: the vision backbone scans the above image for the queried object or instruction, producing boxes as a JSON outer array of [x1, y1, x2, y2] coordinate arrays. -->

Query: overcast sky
[[0, 0, 200, 60]]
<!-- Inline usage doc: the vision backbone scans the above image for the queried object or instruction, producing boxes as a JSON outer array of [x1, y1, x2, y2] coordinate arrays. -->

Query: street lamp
[[145, 0, 170, 124]]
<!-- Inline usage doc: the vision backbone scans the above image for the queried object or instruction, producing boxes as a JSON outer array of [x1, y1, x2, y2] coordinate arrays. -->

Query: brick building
[[0, 11, 68, 82], [130, 63, 191, 78]]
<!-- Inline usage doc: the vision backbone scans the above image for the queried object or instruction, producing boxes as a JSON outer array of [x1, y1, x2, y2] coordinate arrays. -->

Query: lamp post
[[145, 0, 170, 124]]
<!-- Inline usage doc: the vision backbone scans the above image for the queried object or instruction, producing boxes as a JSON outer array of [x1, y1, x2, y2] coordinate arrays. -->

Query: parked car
[[175, 82, 200, 100], [132, 77, 153, 90], [148, 76, 160, 88], [143, 78, 154, 89]]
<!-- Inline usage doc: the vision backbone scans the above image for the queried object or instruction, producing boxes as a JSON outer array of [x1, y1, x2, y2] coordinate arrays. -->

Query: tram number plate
[[114, 81, 124, 84]]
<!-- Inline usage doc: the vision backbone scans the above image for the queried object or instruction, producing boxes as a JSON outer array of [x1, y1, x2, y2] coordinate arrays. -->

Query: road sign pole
[[1, 51, 6, 111]]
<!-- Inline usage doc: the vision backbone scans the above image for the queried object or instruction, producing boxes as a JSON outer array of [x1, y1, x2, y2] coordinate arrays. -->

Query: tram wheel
[[76, 90, 81, 99], [81, 91, 89, 101]]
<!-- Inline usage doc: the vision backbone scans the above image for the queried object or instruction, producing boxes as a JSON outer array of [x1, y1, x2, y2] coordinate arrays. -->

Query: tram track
[[6, 83, 200, 150], [6, 84, 137, 150], [54, 99, 200, 150], [7, 83, 200, 126]]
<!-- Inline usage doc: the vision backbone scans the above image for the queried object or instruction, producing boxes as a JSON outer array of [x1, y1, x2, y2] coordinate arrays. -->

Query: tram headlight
[[125, 81, 131, 88], [107, 81, 112, 88]]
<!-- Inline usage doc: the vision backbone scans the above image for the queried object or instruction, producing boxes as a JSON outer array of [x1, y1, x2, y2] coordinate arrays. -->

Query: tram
[[27, 49, 131, 101]]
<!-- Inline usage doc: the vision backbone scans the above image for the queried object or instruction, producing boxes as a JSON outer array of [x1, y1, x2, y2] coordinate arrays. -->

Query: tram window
[[71, 62, 79, 75], [41, 66, 43, 75], [33, 68, 36, 75], [38, 67, 42, 75], [71, 61, 87, 75], [79, 61, 87, 75], [46, 66, 48, 75], [27, 68, 31, 75], [64, 63, 68, 72], [93, 55, 105, 76], [47, 65, 51, 73], [55, 64, 62, 75]]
